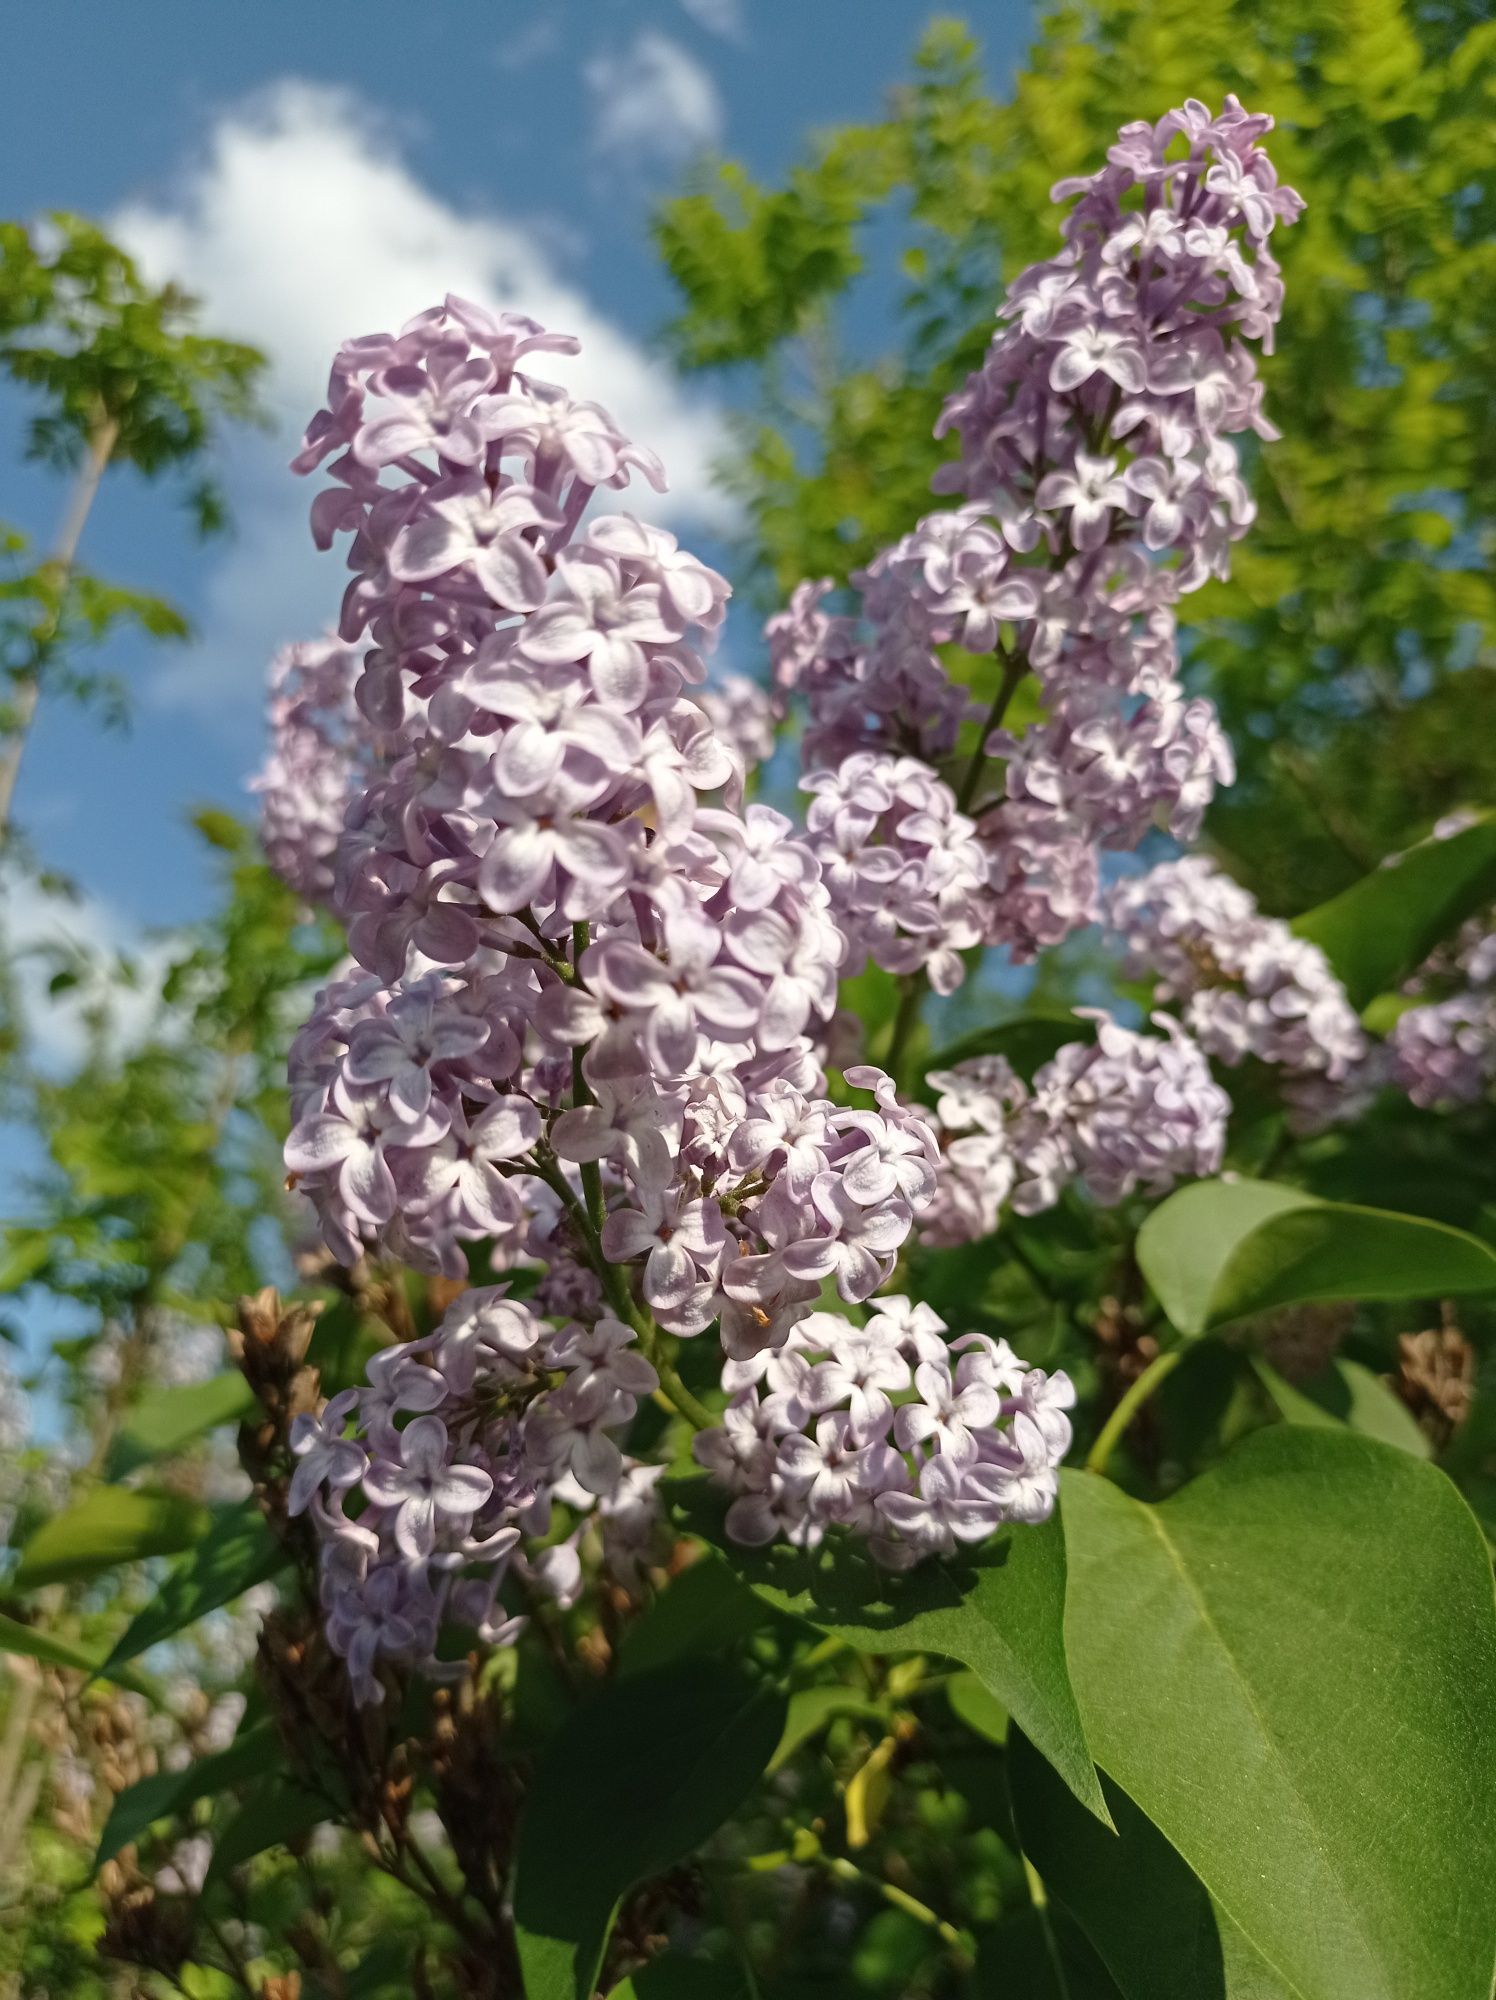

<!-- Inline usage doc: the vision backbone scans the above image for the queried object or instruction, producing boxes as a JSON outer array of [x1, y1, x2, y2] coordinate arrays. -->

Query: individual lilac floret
[[693, 1298, 1072, 1567]]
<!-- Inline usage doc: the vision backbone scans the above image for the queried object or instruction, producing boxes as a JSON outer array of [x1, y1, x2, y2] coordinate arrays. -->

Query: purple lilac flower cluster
[[916, 1015, 1230, 1247], [771, 95, 1300, 971], [1391, 916, 1496, 1110], [1103, 857, 1369, 1116], [250, 638, 368, 905], [693, 1296, 1073, 1565], [272, 294, 1000, 1668], [285, 1285, 660, 1702], [697, 671, 777, 775], [802, 755, 988, 995], [268, 100, 1303, 1699]]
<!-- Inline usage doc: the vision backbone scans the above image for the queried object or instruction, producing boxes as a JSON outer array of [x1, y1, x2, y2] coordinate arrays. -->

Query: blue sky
[[2, 0, 1034, 1037]]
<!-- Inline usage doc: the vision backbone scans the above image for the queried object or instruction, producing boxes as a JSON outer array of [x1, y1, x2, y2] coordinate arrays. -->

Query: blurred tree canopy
[[654, 0, 1496, 909], [0, 216, 266, 845]]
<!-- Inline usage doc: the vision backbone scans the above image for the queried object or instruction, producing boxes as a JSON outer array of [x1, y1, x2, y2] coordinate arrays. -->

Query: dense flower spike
[[286, 1285, 657, 1702], [1104, 857, 1368, 1091], [803, 754, 987, 994], [251, 637, 369, 904], [770, 95, 1299, 970], [692, 1297, 1072, 1564], [1391, 917, 1496, 1110], [917, 1015, 1230, 1245]]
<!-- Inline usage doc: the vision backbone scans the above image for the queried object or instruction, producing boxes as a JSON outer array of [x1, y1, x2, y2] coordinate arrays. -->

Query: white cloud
[[584, 31, 724, 170], [494, 14, 563, 69], [111, 81, 729, 724], [678, 0, 745, 40], [2, 875, 177, 1070]]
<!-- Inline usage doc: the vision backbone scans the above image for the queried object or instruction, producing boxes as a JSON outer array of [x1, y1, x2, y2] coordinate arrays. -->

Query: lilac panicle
[[269, 93, 1309, 1696]]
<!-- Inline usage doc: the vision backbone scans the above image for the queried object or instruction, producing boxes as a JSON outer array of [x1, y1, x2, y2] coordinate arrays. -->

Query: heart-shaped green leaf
[[1137, 1177, 1496, 1336], [1009, 1729, 1293, 1998], [670, 1478, 1105, 1824], [1252, 1356, 1431, 1458], [1061, 1429, 1496, 2000]]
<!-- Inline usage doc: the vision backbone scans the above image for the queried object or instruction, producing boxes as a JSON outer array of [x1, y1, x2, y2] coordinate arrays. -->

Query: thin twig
[[1086, 1347, 1183, 1475]]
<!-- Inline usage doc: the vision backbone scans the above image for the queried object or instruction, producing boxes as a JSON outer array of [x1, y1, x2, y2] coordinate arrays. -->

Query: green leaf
[[191, 807, 249, 853], [770, 1684, 887, 1772], [97, 1724, 278, 1868], [973, 1908, 1125, 1999], [924, 1012, 1089, 1082], [14, 1487, 212, 1587], [0, 1611, 155, 1697], [105, 1373, 256, 1479], [1293, 813, 1496, 1006], [0, 1231, 53, 1292], [205, 1780, 330, 1884], [1252, 1357, 1431, 1459], [1061, 1430, 1496, 2000], [512, 1660, 786, 2000], [670, 1479, 1105, 1825], [946, 1669, 1009, 1745], [618, 1555, 769, 1677], [101, 1502, 286, 1673], [1008, 1730, 1293, 1999], [1137, 1178, 1496, 1336]]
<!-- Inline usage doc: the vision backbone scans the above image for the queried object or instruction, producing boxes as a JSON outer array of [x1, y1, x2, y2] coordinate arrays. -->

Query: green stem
[[1085, 1347, 1183, 1476], [823, 1857, 971, 1963], [1023, 1857, 1073, 1999], [526, 1154, 713, 1433], [954, 649, 1029, 815], [883, 971, 928, 1092], [745, 1838, 972, 1967], [645, 1343, 714, 1432]]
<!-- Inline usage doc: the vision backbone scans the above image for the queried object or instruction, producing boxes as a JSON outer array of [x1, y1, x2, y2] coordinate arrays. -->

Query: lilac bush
[[248, 97, 1495, 1717]]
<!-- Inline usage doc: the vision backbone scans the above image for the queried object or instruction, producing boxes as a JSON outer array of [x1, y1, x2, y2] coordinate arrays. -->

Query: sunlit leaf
[[101, 1502, 286, 1673], [105, 1372, 256, 1479], [14, 1487, 211, 1588], [1061, 1430, 1496, 2000], [1293, 814, 1496, 1006], [1137, 1178, 1496, 1336]]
